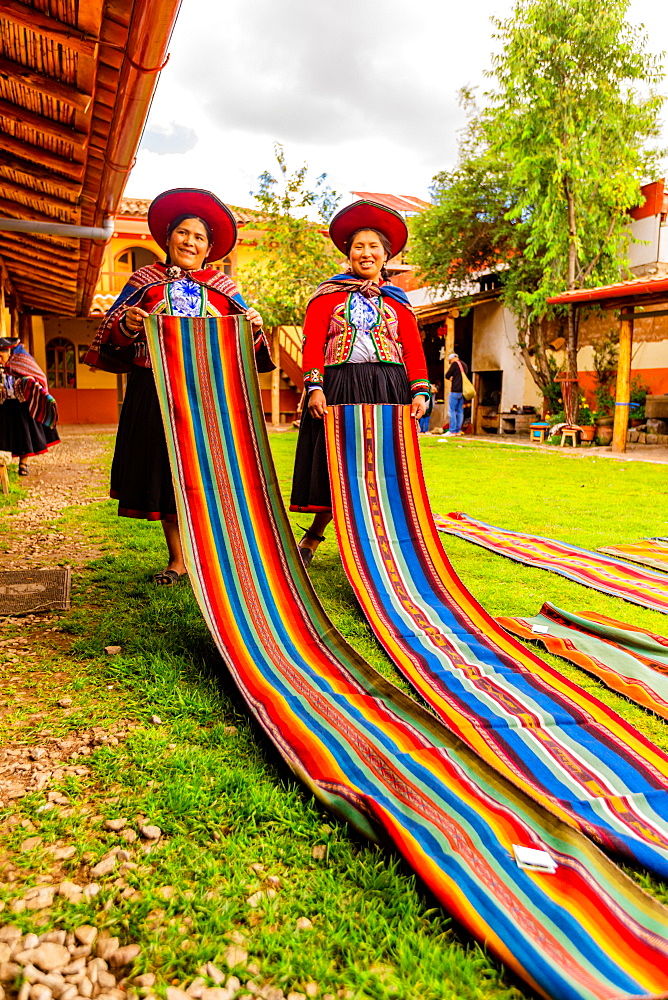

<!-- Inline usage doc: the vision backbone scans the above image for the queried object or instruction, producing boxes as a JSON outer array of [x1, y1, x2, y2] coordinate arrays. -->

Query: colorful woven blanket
[[499, 603, 668, 720], [434, 511, 668, 614], [325, 404, 668, 878], [599, 540, 668, 573], [145, 316, 668, 1000]]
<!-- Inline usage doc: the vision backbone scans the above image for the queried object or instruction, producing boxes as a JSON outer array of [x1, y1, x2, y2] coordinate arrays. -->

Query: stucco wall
[[472, 301, 542, 411]]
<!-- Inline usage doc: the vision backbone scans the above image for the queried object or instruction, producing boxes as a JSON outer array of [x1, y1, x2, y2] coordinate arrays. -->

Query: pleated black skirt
[[290, 362, 411, 512], [0, 399, 60, 457], [110, 365, 177, 522]]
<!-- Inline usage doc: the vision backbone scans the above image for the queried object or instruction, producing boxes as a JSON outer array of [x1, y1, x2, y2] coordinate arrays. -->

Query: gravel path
[[0, 426, 115, 573]]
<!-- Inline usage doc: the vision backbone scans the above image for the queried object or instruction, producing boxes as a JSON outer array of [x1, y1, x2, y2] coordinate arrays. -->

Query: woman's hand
[[245, 308, 263, 331], [307, 389, 328, 419], [410, 396, 428, 420], [124, 306, 149, 333]]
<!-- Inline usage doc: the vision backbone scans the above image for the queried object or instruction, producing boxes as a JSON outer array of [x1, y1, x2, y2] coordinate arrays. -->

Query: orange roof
[[547, 274, 668, 306], [629, 179, 667, 221], [351, 192, 430, 214]]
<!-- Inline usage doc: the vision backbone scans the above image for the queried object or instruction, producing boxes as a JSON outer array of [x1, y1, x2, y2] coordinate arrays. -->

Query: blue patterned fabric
[[168, 278, 204, 316]]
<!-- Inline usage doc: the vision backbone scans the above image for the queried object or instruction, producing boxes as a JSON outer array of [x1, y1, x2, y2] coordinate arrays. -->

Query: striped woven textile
[[499, 603, 668, 720], [434, 511, 668, 614], [325, 404, 668, 878], [600, 540, 668, 574], [145, 316, 668, 1000]]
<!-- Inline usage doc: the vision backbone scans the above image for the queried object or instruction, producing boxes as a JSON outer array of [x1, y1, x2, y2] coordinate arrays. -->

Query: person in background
[[86, 188, 272, 585], [445, 352, 468, 436], [0, 336, 59, 475], [290, 199, 430, 566], [419, 383, 438, 433]]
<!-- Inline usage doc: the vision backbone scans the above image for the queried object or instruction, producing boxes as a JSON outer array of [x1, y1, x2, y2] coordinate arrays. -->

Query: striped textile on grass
[[599, 540, 668, 574], [145, 316, 668, 1000], [433, 511, 668, 614], [498, 603, 668, 720], [325, 403, 668, 878]]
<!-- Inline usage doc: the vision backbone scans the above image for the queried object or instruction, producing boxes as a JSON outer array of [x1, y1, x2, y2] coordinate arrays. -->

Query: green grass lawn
[[2, 431, 668, 1000]]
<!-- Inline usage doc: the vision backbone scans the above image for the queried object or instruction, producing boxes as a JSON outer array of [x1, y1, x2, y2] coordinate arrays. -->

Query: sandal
[[297, 525, 325, 568], [152, 569, 187, 586], [18, 462, 29, 476]]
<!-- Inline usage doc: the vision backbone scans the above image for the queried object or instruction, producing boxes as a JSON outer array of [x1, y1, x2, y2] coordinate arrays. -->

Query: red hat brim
[[148, 188, 238, 263], [329, 199, 408, 259]]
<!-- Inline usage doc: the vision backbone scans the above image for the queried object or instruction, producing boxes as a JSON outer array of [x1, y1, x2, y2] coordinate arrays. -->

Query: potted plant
[[577, 403, 596, 442]]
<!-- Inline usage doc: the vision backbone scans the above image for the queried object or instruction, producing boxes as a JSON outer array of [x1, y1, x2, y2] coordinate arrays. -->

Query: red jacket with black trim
[[301, 290, 429, 397]]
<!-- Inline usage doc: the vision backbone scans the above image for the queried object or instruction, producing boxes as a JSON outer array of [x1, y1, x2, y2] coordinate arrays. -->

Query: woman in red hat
[[86, 188, 273, 585], [290, 199, 430, 567]]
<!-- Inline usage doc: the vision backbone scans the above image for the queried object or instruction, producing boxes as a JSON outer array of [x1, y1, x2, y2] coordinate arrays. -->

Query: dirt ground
[[0, 426, 115, 573]]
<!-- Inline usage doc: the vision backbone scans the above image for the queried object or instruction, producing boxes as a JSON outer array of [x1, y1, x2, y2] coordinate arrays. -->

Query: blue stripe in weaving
[[336, 406, 668, 877], [166, 331, 648, 997]]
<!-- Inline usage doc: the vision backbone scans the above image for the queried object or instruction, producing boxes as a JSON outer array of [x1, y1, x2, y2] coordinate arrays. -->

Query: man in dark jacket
[[445, 352, 467, 435]]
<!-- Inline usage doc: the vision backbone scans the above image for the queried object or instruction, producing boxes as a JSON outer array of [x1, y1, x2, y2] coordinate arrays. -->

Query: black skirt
[[110, 365, 177, 522], [0, 399, 60, 458], [290, 362, 411, 512]]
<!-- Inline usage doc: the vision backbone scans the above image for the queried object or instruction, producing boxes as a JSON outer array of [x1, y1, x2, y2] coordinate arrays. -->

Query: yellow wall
[[31, 316, 46, 371], [43, 317, 117, 389]]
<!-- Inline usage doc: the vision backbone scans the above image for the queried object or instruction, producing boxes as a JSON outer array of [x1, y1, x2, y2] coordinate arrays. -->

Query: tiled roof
[[118, 197, 264, 226], [351, 192, 430, 213]]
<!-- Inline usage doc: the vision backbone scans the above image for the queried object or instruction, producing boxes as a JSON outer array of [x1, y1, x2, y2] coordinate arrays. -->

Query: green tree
[[237, 143, 341, 328], [413, 0, 663, 396]]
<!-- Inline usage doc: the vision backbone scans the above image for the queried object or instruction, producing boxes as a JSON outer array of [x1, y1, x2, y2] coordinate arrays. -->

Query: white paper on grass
[[513, 844, 558, 873]]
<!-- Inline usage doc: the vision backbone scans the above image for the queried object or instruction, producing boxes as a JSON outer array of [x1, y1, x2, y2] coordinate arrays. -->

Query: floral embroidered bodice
[[167, 278, 205, 316]]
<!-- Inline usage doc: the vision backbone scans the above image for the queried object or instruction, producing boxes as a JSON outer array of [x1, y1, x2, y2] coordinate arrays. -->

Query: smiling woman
[[289, 199, 430, 567], [85, 188, 274, 586]]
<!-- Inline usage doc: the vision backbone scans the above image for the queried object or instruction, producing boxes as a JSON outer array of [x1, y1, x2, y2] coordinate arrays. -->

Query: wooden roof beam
[[0, 133, 85, 182], [0, 98, 88, 147], [0, 153, 82, 197], [0, 56, 93, 113], [0, 178, 79, 215], [12, 276, 74, 297], [0, 0, 98, 56], [0, 241, 78, 271], [10, 283, 74, 306], [0, 232, 79, 264]]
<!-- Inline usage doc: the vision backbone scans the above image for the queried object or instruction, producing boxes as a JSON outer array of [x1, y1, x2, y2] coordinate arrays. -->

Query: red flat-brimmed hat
[[329, 199, 408, 259], [148, 188, 238, 262]]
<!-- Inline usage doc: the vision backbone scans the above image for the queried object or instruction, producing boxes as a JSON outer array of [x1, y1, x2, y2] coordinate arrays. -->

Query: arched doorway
[[115, 246, 159, 278], [46, 336, 76, 389]]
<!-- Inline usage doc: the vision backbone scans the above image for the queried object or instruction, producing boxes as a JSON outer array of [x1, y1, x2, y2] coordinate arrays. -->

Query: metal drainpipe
[[78, 0, 183, 314], [0, 218, 115, 241]]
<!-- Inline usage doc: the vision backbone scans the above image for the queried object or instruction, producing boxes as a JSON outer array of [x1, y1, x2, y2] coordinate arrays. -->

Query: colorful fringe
[[145, 315, 668, 1000], [499, 603, 668, 721], [325, 404, 668, 878], [434, 512, 668, 615], [600, 540, 668, 574]]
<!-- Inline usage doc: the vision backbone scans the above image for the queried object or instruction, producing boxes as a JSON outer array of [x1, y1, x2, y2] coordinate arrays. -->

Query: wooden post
[[612, 311, 633, 454], [271, 327, 281, 426]]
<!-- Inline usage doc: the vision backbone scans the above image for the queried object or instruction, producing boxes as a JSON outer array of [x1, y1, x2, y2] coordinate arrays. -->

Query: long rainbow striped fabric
[[146, 315, 668, 1000], [499, 603, 668, 721], [434, 512, 668, 614], [325, 404, 668, 878], [600, 540, 668, 574]]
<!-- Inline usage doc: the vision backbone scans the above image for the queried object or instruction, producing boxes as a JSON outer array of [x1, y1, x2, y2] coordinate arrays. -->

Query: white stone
[[18, 945, 70, 973], [90, 856, 116, 878]]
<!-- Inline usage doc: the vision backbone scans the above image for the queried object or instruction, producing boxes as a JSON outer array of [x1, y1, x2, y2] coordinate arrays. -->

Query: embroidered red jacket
[[301, 290, 429, 397]]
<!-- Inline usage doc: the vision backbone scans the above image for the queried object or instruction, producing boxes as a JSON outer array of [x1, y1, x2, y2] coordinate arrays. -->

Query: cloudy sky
[[125, 0, 668, 213]]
